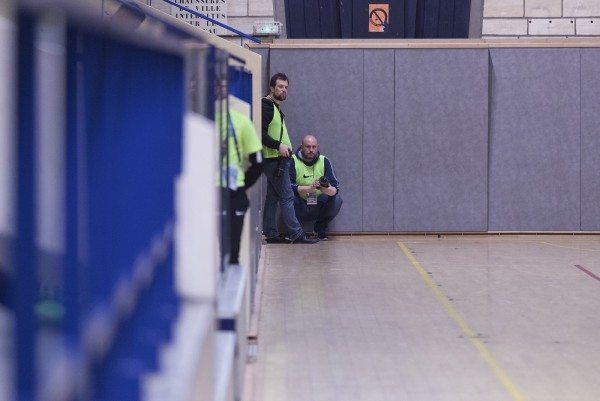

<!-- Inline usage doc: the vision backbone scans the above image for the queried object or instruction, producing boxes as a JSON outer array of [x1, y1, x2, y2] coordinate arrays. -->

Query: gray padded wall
[[488, 49, 581, 231], [394, 49, 489, 231], [250, 47, 270, 95], [580, 49, 600, 230], [363, 50, 395, 231], [261, 45, 598, 232], [269, 49, 364, 231]]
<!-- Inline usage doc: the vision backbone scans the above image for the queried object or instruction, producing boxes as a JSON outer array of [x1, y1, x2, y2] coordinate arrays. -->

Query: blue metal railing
[[160, 0, 261, 43]]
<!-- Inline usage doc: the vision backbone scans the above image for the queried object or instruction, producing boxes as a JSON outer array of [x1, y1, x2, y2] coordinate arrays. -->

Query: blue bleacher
[[2, 1, 260, 400]]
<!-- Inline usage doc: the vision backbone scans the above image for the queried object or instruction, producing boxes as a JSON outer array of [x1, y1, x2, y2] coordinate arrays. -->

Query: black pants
[[223, 188, 250, 265]]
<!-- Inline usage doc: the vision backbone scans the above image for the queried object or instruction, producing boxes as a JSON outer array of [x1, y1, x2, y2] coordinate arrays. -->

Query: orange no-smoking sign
[[369, 4, 389, 32]]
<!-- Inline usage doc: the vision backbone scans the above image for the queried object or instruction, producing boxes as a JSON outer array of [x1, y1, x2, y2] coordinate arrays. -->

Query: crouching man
[[289, 135, 343, 241]]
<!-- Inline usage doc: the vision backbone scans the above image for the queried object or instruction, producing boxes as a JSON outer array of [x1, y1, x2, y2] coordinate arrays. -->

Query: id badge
[[222, 165, 239, 190], [307, 190, 317, 205]]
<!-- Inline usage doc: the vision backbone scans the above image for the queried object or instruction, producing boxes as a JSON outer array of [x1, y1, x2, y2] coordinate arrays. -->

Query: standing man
[[216, 78, 264, 264], [261, 73, 318, 244], [290, 135, 343, 240]]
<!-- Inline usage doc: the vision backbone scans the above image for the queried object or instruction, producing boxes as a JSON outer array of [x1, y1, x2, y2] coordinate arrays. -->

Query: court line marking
[[575, 264, 600, 283], [540, 241, 600, 252], [397, 241, 528, 401]]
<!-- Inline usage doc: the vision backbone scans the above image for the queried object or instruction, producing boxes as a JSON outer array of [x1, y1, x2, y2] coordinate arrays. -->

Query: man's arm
[[320, 157, 338, 196], [244, 151, 264, 190], [297, 181, 321, 197], [289, 158, 301, 196]]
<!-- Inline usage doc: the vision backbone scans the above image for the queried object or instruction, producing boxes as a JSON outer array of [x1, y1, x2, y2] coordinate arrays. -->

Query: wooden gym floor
[[243, 235, 600, 401]]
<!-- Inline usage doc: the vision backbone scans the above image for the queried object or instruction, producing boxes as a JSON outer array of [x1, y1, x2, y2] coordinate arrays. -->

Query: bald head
[[300, 135, 319, 161]]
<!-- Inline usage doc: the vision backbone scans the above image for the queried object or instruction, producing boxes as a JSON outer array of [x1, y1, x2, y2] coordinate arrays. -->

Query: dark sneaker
[[317, 232, 329, 241], [291, 234, 319, 244], [265, 235, 291, 244]]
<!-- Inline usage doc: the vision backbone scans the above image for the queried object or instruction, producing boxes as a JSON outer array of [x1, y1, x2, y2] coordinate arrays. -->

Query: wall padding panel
[[394, 49, 489, 231], [250, 47, 270, 95], [581, 49, 600, 230], [269, 49, 364, 231], [488, 49, 581, 231], [363, 49, 395, 231]]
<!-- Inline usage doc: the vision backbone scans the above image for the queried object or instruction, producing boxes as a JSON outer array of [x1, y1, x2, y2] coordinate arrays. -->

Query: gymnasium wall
[[253, 41, 600, 232]]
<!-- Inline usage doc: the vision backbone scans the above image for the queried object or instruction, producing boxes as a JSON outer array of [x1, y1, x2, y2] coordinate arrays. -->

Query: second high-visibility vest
[[292, 154, 325, 200]]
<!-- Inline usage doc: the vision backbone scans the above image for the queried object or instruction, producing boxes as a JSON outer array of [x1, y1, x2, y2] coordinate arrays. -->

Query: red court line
[[575, 265, 600, 283]]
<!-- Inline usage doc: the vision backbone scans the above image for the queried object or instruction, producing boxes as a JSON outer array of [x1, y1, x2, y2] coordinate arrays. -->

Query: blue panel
[[97, 250, 177, 400], [65, 25, 81, 343], [303, 0, 323, 38], [404, 0, 419, 38], [0, 238, 12, 308], [422, 0, 440, 37], [284, 0, 307, 38], [81, 31, 183, 310], [438, 0, 455, 37], [77, 29, 184, 400], [394, 49, 489, 231], [394, 0, 408, 37], [285, 0, 470, 39], [453, 0, 471, 37], [429, 0, 472, 38], [580, 49, 600, 230], [488, 49, 580, 230], [340, 0, 354, 38], [16, 11, 37, 400], [318, 0, 341, 38], [228, 66, 252, 105]]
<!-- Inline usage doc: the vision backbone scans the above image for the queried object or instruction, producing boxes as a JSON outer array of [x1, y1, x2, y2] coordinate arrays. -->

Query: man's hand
[[297, 181, 319, 197], [278, 143, 291, 158], [316, 179, 337, 196]]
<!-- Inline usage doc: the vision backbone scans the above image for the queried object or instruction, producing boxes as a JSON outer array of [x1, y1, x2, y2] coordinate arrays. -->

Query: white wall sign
[[171, 0, 228, 35]]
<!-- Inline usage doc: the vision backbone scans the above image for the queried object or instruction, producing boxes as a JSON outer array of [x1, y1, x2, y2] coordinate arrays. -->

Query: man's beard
[[273, 92, 286, 101]]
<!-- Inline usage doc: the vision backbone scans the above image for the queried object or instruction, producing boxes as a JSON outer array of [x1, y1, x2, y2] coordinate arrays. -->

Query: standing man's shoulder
[[261, 97, 275, 121], [262, 96, 275, 109]]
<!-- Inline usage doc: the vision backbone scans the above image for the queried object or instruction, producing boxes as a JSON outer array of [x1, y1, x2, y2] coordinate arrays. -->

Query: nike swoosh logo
[[303, 174, 312, 178], [234, 210, 246, 216]]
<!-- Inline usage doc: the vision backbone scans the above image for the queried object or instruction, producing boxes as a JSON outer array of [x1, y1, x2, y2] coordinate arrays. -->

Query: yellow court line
[[397, 241, 528, 401]]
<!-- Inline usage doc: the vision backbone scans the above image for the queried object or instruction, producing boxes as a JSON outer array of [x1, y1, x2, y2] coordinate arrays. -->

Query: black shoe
[[317, 232, 329, 241], [291, 234, 319, 244], [265, 235, 291, 244]]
